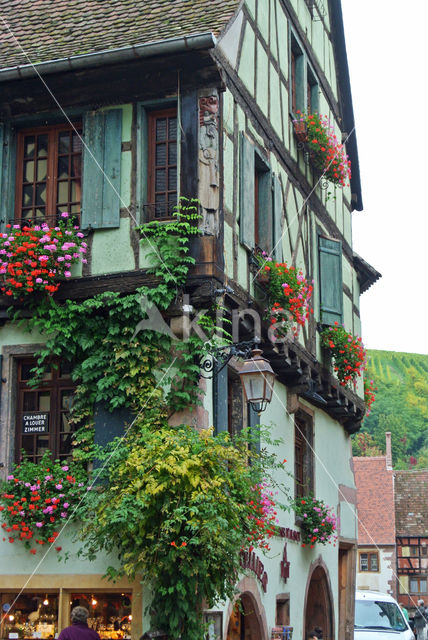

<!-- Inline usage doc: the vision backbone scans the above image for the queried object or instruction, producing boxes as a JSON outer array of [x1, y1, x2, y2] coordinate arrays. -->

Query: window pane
[[71, 156, 81, 178], [71, 180, 80, 202], [37, 135, 48, 157], [72, 132, 82, 153], [169, 143, 177, 165], [21, 435, 35, 456], [57, 181, 69, 204], [60, 433, 73, 454], [37, 159, 47, 181], [23, 184, 33, 206], [36, 435, 49, 455], [168, 117, 177, 138], [71, 204, 81, 214], [34, 207, 46, 218], [21, 363, 35, 380], [61, 414, 72, 433], [35, 183, 47, 206], [370, 554, 378, 571], [38, 392, 50, 411], [156, 118, 167, 142], [410, 579, 418, 592], [156, 143, 166, 166], [155, 168, 166, 192], [168, 167, 177, 191], [58, 156, 69, 179], [23, 391, 37, 411], [360, 554, 368, 571], [58, 133, 70, 154], [24, 136, 35, 158], [24, 160, 35, 182], [61, 390, 73, 410]]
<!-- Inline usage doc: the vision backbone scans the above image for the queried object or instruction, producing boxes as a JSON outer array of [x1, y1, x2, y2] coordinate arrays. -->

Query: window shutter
[[81, 109, 122, 229], [213, 364, 228, 435], [272, 174, 283, 261], [239, 133, 255, 250], [93, 403, 133, 472], [257, 170, 272, 253], [248, 404, 260, 454], [319, 235, 343, 325], [0, 122, 16, 232]]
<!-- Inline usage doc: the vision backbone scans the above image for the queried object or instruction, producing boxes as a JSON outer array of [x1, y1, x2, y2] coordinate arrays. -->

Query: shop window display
[[69, 594, 132, 640], [1, 594, 59, 640]]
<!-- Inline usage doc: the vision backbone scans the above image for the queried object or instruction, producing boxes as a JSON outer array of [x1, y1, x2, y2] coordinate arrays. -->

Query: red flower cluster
[[320, 322, 366, 386], [0, 213, 87, 299], [257, 254, 313, 339], [245, 482, 278, 552], [363, 376, 377, 415], [294, 111, 351, 187], [0, 453, 87, 554]]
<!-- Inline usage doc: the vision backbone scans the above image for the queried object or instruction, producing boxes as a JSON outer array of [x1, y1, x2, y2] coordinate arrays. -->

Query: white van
[[355, 590, 414, 639]]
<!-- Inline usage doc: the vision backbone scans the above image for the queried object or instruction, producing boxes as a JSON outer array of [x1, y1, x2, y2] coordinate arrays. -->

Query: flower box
[[293, 120, 308, 143]]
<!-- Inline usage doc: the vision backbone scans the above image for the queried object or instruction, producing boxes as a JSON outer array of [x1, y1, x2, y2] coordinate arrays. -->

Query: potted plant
[[320, 322, 366, 386], [255, 252, 313, 339], [0, 212, 87, 299], [292, 495, 337, 548], [292, 111, 351, 188]]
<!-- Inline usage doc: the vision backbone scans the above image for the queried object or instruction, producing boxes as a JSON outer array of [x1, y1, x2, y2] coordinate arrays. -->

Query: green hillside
[[352, 350, 428, 469]]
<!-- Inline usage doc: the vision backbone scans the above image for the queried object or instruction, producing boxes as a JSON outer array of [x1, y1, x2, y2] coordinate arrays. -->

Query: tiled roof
[[395, 470, 428, 535], [353, 456, 396, 545], [0, 0, 240, 69]]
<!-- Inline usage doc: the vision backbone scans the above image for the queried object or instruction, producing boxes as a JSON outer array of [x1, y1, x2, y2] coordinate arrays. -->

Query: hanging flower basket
[[293, 119, 308, 143], [320, 322, 366, 387], [292, 496, 337, 548], [292, 111, 351, 187], [255, 252, 313, 340]]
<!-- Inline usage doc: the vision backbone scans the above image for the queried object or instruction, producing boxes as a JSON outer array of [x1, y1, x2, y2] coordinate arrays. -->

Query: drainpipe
[[385, 431, 392, 470], [0, 32, 217, 83]]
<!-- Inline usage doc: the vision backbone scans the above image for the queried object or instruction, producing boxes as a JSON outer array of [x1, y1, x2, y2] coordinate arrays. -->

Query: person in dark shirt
[[58, 607, 101, 640]]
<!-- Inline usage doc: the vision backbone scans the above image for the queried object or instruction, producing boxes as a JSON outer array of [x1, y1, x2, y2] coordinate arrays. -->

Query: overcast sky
[[341, 0, 428, 356]]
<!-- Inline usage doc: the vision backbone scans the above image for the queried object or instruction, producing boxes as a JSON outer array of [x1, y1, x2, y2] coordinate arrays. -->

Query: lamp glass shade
[[239, 349, 275, 413]]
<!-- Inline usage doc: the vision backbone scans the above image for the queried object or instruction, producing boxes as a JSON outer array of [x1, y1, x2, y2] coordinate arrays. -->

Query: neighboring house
[[353, 433, 397, 596], [395, 470, 428, 613], [0, 1, 379, 639]]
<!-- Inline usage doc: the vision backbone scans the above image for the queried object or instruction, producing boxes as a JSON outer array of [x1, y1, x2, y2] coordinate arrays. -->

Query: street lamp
[[239, 348, 276, 414]]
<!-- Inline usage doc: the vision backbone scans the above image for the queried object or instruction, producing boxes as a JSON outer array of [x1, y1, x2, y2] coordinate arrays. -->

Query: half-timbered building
[[0, 1, 379, 639]]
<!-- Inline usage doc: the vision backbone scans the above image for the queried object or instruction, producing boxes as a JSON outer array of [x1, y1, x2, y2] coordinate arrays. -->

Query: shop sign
[[280, 542, 290, 582], [239, 550, 268, 592], [278, 526, 300, 542], [22, 412, 49, 434]]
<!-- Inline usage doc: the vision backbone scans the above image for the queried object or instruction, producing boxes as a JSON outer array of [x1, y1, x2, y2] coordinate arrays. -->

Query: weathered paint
[[91, 217, 135, 275]]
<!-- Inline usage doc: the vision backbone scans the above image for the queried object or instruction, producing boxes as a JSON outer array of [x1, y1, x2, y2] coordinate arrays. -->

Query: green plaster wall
[[256, 41, 269, 118], [92, 218, 135, 275], [0, 323, 44, 347], [238, 23, 256, 97], [223, 222, 234, 279]]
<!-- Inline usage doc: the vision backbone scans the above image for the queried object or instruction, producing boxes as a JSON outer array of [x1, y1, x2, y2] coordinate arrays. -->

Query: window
[[239, 134, 283, 259], [294, 411, 314, 499], [15, 359, 76, 464], [276, 598, 290, 626], [359, 552, 379, 572], [318, 234, 343, 325], [15, 124, 82, 225], [410, 578, 428, 594], [146, 108, 178, 220], [290, 31, 319, 115]]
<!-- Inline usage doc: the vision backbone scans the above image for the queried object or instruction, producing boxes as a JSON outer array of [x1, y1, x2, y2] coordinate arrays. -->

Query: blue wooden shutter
[[239, 133, 255, 250], [213, 364, 228, 435], [272, 174, 283, 261], [319, 235, 343, 325], [81, 109, 122, 229], [248, 404, 260, 454], [0, 122, 16, 232]]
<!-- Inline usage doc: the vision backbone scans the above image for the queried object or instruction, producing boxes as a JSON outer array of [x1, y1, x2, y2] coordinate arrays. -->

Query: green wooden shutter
[[81, 109, 122, 229], [213, 364, 228, 435], [319, 235, 343, 325], [239, 133, 255, 250], [0, 122, 16, 232], [272, 174, 283, 261], [257, 169, 272, 253]]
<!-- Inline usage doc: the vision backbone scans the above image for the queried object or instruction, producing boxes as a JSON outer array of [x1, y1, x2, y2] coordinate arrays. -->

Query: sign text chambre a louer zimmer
[[22, 412, 49, 434]]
